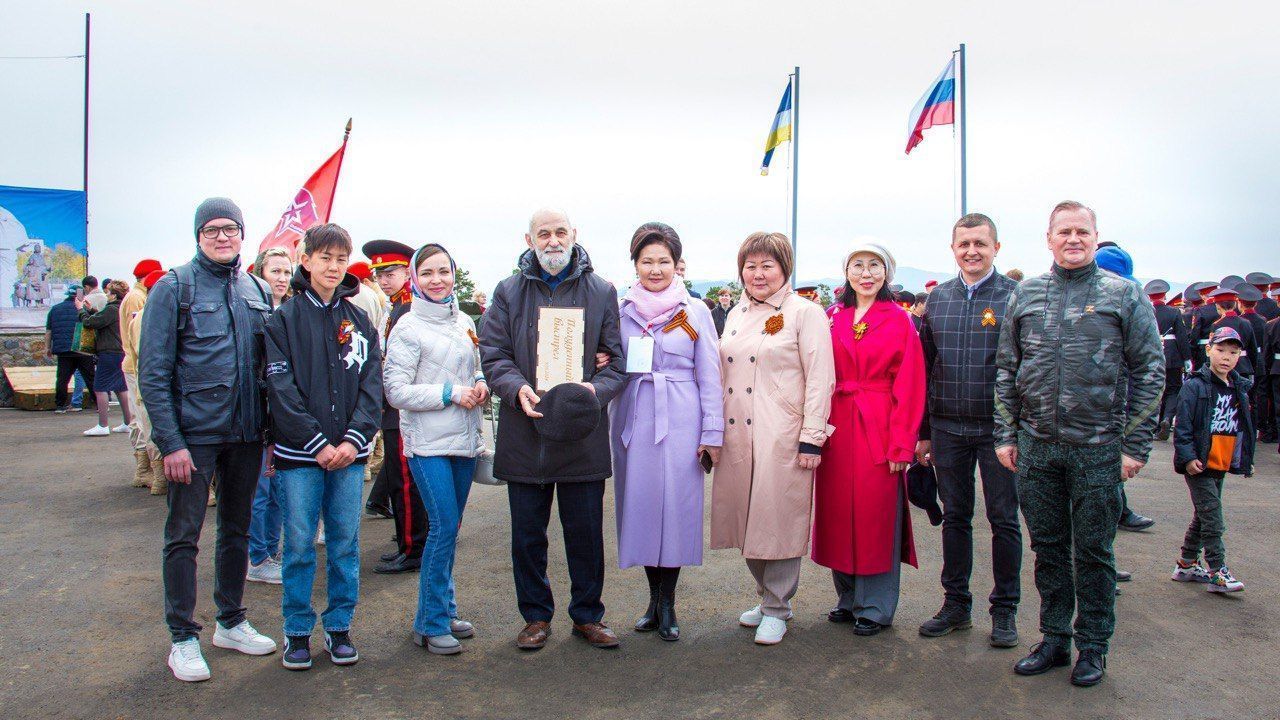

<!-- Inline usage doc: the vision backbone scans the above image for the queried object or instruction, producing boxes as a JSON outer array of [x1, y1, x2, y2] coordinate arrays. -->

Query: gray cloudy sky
[[4, 0, 1276, 292]]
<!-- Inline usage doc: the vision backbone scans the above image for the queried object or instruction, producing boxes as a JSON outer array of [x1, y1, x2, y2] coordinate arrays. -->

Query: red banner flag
[[258, 121, 350, 258]]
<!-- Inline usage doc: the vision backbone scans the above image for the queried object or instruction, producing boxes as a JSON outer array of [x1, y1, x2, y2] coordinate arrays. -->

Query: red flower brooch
[[764, 313, 785, 336]]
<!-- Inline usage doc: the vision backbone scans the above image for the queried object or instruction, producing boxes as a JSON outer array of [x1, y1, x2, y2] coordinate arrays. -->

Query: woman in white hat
[[812, 242, 926, 636]]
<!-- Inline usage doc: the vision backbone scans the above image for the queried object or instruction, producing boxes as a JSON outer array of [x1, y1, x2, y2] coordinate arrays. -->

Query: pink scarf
[[624, 281, 688, 324]]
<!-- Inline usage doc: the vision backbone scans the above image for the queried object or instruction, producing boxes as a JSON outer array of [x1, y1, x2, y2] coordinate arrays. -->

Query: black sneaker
[[325, 631, 359, 665], [989, 611, 1018, 648], [282, 635, 312, 670], [918, 604, 972, 637]]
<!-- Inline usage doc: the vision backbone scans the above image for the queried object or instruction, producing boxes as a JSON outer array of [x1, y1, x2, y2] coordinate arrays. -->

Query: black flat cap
[[533, 383, 601, 442], [1144, 279, 1170, 296], [1218, 275, 1245, 290], [906, 464, 942, 527], [1245, 272, 1275, 286], [1236, 284, 1263, 302]]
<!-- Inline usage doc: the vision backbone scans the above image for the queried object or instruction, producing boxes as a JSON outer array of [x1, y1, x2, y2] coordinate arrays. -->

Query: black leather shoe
[[853, 618, 888, 636], [989, 611, 1018, 648], [1014, 641, 1071, 675], [1119, 514, 1155, 531], [919, 604, 972, 637], [380, 550, 403, 563], [1115, 570, 1132, 582], [373, 554, 420, 574], [828, 608, 855, 623], [1071, 649, 1106, 687], [364, 502, 393, 519]]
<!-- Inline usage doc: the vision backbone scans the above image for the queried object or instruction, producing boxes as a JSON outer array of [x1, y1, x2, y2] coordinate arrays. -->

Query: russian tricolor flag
[[905, 57, 956, 154]]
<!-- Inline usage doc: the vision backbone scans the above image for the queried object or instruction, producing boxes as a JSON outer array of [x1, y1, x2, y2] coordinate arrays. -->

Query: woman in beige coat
[[710, 231, 835, 645]]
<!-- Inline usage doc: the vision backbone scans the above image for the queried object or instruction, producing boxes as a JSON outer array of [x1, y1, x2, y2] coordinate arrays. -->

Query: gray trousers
[[1181, 473, 1228, 570], [833, 484, 904, 626], [745, 557, 802, 619]]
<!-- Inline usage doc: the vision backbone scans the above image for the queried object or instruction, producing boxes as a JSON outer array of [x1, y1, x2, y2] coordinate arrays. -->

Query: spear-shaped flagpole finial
[[344, 118, 352, 140]]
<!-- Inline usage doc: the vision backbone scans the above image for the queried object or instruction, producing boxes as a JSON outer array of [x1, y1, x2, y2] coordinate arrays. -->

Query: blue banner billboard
[[0, 185, 88, 330]]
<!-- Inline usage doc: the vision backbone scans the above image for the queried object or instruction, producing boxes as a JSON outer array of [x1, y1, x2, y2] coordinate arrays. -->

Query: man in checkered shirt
[[915, 213, 1023, 649]]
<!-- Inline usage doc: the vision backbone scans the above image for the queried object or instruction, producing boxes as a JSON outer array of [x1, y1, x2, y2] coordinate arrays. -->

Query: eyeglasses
[[849, 261, 886, 276], [200, 224, 242, 240]]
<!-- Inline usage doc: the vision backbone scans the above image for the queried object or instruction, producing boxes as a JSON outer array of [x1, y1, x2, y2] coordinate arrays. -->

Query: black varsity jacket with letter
[[265, 269, 383, 469]]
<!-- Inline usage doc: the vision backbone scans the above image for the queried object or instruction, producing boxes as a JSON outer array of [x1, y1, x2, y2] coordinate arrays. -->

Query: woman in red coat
[[812, 242, 926, 636]]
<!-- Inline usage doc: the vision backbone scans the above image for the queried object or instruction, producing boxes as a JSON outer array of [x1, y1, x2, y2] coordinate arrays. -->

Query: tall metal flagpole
[[958, 43, 967, 216], [790, 65, 799, 287], [325, 118, 352, 222], [83, 13, 91, 249]]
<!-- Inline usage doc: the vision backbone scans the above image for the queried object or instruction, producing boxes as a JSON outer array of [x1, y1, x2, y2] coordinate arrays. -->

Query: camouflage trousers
[[1017, 433, 1122, 653]]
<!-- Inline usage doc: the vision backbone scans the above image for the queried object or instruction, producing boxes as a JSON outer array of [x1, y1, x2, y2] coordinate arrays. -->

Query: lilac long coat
[[611, 297, 724, 568]]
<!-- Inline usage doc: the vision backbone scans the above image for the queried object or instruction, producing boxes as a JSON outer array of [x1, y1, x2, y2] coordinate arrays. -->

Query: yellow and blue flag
[[760, 82, 793, 175]]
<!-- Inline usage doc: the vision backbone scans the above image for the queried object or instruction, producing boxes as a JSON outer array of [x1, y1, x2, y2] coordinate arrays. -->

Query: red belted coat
[[812, 299, 926, 575]]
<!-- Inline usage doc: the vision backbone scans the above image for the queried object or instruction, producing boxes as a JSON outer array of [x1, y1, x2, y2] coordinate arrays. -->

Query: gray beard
[[536, 246, 571, 275]]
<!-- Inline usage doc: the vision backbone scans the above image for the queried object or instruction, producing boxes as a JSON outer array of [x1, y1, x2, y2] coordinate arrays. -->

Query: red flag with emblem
[[258, 119, 351, 258]]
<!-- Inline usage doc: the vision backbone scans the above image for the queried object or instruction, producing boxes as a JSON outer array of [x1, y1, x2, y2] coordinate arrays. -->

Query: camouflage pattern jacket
[[993, 261, 1164, 462]]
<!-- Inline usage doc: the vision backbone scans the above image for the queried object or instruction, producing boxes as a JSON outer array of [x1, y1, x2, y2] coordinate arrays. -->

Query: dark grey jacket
[[920, 271, 1019, 437], [994, 261, 1164, 462], [140, 251, 273, 455], [479, 246, 626, 484]]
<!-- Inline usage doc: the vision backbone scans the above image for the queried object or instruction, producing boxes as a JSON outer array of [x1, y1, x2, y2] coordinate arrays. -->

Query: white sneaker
[[111, 423, 130, 433], [1207, 567, 1244, 593], [1171, 560, 1211, 583], [168, 638, 211, 682], [247, 557, 283, 584], [754, 615, 787, 645], [739, 604, 793, 628], [212, 620, 278, 655], [83, 425, 110, 436]]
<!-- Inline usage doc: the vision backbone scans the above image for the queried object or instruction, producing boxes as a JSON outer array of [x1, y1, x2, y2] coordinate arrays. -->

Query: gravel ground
[[1, 408, 1277, 719]]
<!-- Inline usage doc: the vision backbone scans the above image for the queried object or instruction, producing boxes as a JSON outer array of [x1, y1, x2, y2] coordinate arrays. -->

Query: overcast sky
[[4, 1, 1276, 292]]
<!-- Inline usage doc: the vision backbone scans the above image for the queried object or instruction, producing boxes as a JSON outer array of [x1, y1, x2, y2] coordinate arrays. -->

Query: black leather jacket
[[139, 250, 272, 455]]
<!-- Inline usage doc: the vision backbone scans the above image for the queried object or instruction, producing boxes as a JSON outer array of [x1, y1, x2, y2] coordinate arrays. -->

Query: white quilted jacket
[[383, 296, 483, 459]]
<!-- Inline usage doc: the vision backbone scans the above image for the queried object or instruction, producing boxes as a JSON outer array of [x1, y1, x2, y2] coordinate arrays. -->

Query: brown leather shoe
[[516, 621, 551, 650], [572, 622, 620, 648]]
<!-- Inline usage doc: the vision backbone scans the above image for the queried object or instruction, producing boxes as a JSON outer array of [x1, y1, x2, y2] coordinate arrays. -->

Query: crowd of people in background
[[50, 196, 1276, 689]]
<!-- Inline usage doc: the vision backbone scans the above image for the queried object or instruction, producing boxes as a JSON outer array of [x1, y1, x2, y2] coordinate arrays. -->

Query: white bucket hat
[[843, 242, 896, 286]]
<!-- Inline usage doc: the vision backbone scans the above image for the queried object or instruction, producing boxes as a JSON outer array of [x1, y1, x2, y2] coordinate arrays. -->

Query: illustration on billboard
[[0, 185, 88, 330]]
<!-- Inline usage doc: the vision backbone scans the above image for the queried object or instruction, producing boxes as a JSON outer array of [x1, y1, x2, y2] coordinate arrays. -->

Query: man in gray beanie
[[140, 197, 278, 682]]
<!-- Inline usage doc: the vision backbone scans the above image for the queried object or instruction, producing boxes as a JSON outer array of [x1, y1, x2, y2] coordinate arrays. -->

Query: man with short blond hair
[[994, 201, 1162, 687]]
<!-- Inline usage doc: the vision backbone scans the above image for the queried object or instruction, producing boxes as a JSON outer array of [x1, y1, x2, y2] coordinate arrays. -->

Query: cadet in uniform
[[1145, 280, 1192, 441], [363, 239, 429, 574]]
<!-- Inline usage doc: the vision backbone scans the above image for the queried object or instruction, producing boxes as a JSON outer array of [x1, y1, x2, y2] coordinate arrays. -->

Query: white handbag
[[471, 400, 503, 486]]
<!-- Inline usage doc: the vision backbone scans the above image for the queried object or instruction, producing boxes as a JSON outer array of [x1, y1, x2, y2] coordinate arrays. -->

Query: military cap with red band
[[361, 239, 414, 269]]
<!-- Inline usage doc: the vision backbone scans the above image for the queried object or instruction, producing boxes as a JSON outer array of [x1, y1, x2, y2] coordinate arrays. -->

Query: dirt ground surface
[[1, 409, 1277, 719]]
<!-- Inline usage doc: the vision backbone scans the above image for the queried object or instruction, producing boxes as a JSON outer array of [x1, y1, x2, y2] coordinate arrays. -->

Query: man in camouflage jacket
[[993, 201, 1163, 688]]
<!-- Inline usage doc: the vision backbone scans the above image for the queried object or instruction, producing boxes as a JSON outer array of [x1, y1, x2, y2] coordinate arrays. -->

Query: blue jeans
[[248, 451, 283, 565], [278, 463, 365, 637], [72, 370, 85, 408], [407, 455, 476, 637]]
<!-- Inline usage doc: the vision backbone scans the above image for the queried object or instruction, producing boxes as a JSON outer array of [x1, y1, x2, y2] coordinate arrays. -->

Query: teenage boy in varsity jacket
[[265, 223, 383, 671]]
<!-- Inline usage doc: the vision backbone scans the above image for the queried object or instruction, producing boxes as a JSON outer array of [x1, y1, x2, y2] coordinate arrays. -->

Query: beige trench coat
[[709, 287, 835, 559]]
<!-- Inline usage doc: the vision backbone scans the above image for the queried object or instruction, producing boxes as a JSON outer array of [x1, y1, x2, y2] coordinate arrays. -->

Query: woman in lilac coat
[[611, 222, 724, 642]]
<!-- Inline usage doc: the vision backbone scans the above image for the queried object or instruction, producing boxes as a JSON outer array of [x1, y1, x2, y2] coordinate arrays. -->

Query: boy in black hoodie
[[265, 224, 383, 669], [1171, 326, 1254, 594]]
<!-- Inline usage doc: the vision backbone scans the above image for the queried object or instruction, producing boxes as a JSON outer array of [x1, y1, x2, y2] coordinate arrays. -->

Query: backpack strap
[[170, 265, 197, 330]]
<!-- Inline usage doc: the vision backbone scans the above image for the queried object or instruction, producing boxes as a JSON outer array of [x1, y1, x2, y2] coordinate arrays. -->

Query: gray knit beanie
[[193, 197, 245, 240]]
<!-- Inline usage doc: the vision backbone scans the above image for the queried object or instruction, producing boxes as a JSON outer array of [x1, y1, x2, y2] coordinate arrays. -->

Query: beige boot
[[132, 450, 155, 488], [148, 447, 168, 495]]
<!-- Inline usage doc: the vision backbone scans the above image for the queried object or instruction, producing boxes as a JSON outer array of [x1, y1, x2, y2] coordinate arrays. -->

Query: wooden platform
[[3, 365, 57, 411]]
